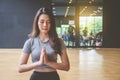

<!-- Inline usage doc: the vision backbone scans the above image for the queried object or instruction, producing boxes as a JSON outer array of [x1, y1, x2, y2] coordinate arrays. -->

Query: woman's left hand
[[42, 47, 49, 64]]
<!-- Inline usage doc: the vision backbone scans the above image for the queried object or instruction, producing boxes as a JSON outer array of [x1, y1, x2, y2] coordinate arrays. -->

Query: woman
[[18, 7, 70, 80]]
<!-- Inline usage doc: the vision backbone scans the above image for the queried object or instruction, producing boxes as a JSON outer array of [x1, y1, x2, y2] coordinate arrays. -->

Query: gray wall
[[0, 0, 50, 48], [103, 0, 120, 48]]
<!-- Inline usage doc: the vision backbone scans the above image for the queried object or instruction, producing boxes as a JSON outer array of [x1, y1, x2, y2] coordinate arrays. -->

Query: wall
[[103, 0, 120, 48], [0, 0, 51, 48], [1, 0, 120, 48]]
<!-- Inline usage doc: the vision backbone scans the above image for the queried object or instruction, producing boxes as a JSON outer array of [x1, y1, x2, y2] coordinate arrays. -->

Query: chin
[[42, 31, 48, 34]]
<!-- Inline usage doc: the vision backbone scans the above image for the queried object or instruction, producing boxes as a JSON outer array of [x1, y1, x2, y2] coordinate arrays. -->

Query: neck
[[39, 33, 49, 42]]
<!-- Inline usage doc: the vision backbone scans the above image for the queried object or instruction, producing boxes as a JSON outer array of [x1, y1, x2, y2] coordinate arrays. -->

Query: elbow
[[18, 68, 25, 73], [18, 70, 22, 73], [63, 63, 70, 71], [66, 66, 70, 71], [64, 68, 69, 71], [64, 65, 70, 71], [18, 69, 22, 73], [18, 65, 24, 73], [18, 68, 23, 73]]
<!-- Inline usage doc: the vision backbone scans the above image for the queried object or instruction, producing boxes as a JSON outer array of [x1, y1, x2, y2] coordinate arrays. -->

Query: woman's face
[[38, 14, 51, 34]]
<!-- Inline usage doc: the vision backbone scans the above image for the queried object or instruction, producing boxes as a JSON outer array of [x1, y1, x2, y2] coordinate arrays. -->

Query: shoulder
[[24, 37, 38, 45], [22, 37, 38, 53], [25, 37, 34, 43], [26, 37, 39, 41]]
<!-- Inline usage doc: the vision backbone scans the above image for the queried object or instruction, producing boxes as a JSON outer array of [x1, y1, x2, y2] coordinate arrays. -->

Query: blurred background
[[0, 0, 120, 48]]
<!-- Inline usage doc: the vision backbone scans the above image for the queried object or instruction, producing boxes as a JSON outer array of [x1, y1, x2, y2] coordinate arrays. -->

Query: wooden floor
[[0, 48, 120, 80]]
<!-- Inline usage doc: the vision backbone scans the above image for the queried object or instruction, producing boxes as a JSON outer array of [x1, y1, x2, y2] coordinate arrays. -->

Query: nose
[[43, 22, 47, 27]]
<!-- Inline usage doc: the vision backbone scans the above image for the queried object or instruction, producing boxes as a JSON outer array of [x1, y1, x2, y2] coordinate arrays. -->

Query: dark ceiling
[[51, 0, 103, 17]]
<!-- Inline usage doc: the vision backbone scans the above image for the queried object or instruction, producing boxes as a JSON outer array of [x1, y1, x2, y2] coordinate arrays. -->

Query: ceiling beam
[[52, 2, 103, 7]]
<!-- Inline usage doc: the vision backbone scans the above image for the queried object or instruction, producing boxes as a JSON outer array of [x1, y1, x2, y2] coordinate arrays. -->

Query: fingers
[[41, 47, 48, 64], [39, 47, 47, 64], [41, 47, 46, 56], [38, 47, 46, 65], [42, 47, 46, 53]]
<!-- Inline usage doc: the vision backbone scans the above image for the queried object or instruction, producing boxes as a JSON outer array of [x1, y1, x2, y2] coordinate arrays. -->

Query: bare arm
[[44, 48, 70, 71], [18, 52, 44, 73]]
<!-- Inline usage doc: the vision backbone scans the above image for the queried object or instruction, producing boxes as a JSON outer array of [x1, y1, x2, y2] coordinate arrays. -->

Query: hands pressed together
[[39, 47, 49, 65], [19, 46, 69, 73]]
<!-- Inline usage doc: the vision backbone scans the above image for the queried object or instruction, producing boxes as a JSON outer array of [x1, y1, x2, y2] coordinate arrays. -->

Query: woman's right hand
[[38, 47, 46, 65]]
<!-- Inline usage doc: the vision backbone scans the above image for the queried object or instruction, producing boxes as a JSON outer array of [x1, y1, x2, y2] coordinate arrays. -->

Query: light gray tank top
[[22, 37, 66, 70]]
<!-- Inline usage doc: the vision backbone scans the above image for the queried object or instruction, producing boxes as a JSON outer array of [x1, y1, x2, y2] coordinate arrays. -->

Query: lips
[[42, 28, 48, 31]]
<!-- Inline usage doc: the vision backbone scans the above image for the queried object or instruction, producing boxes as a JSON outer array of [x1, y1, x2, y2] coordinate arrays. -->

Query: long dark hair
[[29, 7, 61, 54]]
